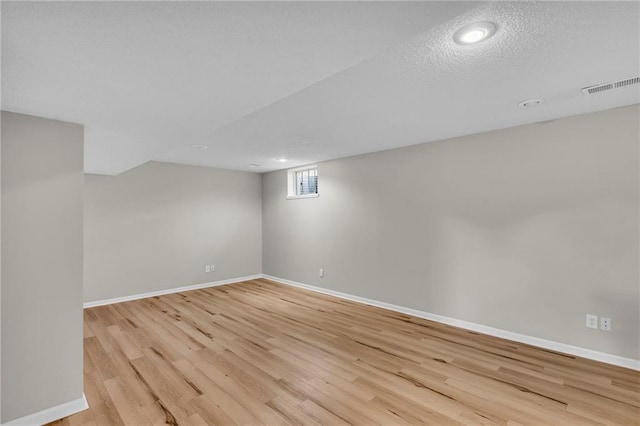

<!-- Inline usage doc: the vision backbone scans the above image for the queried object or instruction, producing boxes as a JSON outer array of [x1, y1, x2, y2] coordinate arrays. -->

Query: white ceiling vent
[[582, 77, 640, 95]]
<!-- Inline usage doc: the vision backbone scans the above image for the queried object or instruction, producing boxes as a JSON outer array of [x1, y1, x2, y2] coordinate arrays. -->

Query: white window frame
[[287, 165, 319, 200]]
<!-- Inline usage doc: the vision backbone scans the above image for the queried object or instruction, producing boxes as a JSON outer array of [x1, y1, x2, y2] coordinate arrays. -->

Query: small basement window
[[287, 165, 318, 199]]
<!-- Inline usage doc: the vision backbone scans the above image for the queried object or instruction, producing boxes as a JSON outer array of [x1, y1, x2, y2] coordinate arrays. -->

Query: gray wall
[[263, 105, 640, 360], [84, 161, 262, 303], [1, 111, 84, 422], [0, 108, 3, 422]]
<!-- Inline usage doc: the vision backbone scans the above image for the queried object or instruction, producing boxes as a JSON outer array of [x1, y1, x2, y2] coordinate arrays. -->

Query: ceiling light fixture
[[453, 22, 497, 45], [276, 157, 289, 162], [193, 144, 208, 150], [518, 98, 544, 108], [249, 163, 261, 168]]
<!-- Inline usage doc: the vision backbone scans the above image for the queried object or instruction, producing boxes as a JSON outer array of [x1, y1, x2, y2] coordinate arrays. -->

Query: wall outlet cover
[[586, 314, 598, 329]]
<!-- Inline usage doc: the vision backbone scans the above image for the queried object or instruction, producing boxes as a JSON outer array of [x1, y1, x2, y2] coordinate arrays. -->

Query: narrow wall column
[[1, 111, 85, 423]]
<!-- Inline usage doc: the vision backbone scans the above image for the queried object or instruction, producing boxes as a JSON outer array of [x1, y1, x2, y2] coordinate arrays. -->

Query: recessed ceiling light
[[276, 157, 289, 162], [453, 22, 497, 45], [249, 163, 261, 168], [518, 98, 544, 108], [193, 144, 208, 150]]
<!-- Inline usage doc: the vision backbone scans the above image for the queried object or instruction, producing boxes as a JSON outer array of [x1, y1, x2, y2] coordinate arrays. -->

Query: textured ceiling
[[3, 1, 639, 175]]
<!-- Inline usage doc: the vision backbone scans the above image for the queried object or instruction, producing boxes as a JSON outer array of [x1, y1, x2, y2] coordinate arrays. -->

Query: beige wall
[[263, 105, 640, 360], [84, 161, 262, 303], [1, 112, 84, 422]]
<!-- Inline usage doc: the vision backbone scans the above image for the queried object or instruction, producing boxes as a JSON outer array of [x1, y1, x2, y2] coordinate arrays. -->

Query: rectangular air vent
[[582, 76, 640, 95], [615, 76, 640, 88]]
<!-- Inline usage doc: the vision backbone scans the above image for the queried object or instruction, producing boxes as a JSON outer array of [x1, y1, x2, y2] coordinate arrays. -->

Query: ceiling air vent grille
[[615, 76, 640, 88], [582, 76, 640, 95]]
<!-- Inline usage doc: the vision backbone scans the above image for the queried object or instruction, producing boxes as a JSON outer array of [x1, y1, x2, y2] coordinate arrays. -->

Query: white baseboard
[[83, 274, 263, 308], [2, 394, 88, 426], [262, 274, 640, 371]]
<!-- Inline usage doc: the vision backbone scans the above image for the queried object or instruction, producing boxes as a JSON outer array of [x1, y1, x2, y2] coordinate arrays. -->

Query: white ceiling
[[3, 1, 639, 175]]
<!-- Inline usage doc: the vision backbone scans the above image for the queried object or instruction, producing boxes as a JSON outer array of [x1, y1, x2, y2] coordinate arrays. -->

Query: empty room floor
[[50, 279, 639, 425]]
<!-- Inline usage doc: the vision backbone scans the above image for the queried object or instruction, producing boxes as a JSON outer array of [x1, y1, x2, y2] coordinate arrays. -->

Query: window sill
[[286, 193, 319, 200]]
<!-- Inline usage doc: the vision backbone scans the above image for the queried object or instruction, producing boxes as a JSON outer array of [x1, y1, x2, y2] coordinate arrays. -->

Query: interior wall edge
[[1, 111, 84, 423], [0, 394, 87, 426], [263, 274, 640, 372]]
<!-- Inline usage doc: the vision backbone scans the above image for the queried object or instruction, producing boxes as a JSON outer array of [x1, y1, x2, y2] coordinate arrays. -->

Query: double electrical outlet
[[586, 314, 611, 331], [205, 264, 216, 273]]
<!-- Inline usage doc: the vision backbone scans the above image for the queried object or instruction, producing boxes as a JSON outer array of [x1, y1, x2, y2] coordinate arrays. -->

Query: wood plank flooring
[[50, 278, 640, 425]]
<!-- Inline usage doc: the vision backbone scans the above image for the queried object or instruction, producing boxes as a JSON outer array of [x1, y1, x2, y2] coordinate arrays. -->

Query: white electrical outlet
[[211, 264, 215, 272], [600, 317, 611, 331], [319, 268, 324, 278], [205, 265, 210, 273], [586, 314, 598, 329]]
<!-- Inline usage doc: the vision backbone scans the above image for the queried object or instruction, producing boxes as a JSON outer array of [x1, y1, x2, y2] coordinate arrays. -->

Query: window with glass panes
[[287, 165, 319, 199], [295, 167, 318, 196]]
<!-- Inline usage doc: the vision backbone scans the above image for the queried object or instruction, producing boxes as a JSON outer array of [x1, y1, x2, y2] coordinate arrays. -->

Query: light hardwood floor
[[50, 278, 639, 425]]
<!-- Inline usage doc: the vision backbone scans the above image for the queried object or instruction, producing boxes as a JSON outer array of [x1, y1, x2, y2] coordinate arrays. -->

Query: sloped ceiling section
[[3, 1, 639, 175]]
